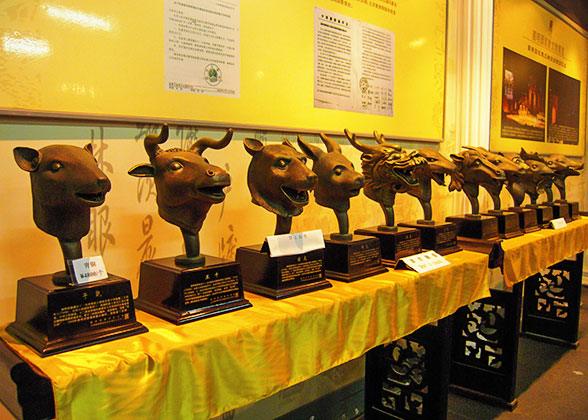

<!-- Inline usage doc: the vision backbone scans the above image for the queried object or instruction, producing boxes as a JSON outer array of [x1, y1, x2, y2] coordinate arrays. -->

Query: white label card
[[266, 230, 325, 258], [396, 251, 450, 273], [550, 217, 567, 229], [70, 256, 109, 284]]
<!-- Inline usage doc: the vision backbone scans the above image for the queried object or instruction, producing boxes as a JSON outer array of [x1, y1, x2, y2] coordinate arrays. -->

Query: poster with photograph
[[501, 48, 546, 142], [547, 69, 581, 145], [490, 0, 588, 156]]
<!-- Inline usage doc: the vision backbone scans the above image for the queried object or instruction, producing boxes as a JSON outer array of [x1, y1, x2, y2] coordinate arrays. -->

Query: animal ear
[[282, 138, 296, 149], [243, 137, 264, 156], [84, 143, 94, 155], [13, 147, 41, 172], [450, 153, 464, 162], [297, 135, 323, 161], [128, 164, 155, 177]]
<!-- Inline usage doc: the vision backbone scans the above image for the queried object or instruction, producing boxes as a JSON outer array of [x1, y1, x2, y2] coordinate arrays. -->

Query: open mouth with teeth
[[76, 191, 106, 205], [281, 185, 310, 205], [392, 165, 418, 186], [431, 172, 446, 186], [197, 184, 228, 201]]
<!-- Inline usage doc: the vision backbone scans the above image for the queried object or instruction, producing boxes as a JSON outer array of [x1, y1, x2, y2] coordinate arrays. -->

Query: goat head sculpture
[[14, 143, 111, 284], [345, 129, 427, 230], [545, 154, 583, 201], [298, 133, 364, 240], [449, 150, 505, 214], [243, 137, 318, 235], [519, 149, 555, 204], [129, 124, 232, 267]]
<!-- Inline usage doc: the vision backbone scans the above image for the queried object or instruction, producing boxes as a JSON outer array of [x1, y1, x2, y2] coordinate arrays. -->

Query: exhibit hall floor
[[448, 285, 588, 420]]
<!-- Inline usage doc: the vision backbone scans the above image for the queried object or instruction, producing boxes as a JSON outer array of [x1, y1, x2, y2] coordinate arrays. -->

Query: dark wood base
[[445, 214, 499, 240], [524, 204, 553, 228], [7, 274, 147, 357], [482, 210, 523, 239], [136, 255, 251, 325], [508, 206, 540, 233], [236, 245, 331, 299], [354, 226, 421, 267], [556, 200, 580, 221], [398, 220, 461, 255], [454, 236, 504, 268], [542, 201, 571, 222], [323, 234, 387, 282]]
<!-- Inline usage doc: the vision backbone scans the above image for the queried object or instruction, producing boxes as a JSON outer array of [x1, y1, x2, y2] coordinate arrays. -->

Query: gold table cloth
[[0, 250, 489, 420]]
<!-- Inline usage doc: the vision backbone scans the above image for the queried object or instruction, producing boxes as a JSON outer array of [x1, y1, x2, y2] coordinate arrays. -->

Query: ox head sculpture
[[345, 129, 427, 230], [463, 146, 523, 209], [498, 152, 531, 207], [14, 143, 111, 284], [297, 133, 364, 239], [129, 124, 232, 267], [407, 148, 459, 221], [519, 148, 555, 204], [545, 154, 583, 200], [450, 149, 505, 214], [243, 137, 318, 235]]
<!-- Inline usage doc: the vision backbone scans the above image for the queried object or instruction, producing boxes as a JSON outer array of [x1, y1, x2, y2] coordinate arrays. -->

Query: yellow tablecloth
[[0, 250, 489, 420], [500, 216, 588, 287]]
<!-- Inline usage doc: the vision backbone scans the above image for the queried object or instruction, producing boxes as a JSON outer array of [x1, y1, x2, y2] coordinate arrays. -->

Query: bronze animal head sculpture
[[14, 143, 111, 284], [449, 149, 505, 214], [499, 152, 530, 207], [129, 124, 232, 267], [545, 154, 583, 200], [345, 129, 427, 230], [519, 148, 555, 204], [463, 146, 523, 209], [407, 148, 459, 221], [243, 137, 318, 235], [297, 133, 364, 240]]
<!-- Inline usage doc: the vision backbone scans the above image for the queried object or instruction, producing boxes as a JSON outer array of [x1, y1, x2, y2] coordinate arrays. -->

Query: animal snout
[[307, 173, 318, 184], [354, 175, 365, 188], [97, 176, 112, 191]]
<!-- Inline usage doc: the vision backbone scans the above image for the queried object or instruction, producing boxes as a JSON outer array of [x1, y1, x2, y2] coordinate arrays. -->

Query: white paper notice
[[396, 251, 450, 274], [266, 230, 325, 258], [165, 0, 240, 98], [314, 7, 394, 116], [70, 256, 109, 284], [550, 217, 567, 230]]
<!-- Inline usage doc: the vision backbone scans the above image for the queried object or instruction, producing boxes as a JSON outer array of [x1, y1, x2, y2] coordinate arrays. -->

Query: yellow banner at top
[[0, 0, 446, 140]]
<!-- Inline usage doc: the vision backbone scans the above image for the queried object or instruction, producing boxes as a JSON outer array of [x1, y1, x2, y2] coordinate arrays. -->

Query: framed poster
[[0, 0, 446, 141], [490, 0, 588, 156]]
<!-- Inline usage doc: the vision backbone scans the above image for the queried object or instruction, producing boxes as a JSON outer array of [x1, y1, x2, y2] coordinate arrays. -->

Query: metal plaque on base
[[7, 275, 147, 357], [524, 204, 553, 228], [508, 207, 540, 233], [323, 234, 387, 282], [354, 226, 421, 267], [236, 244, 331, 299], [482, 210, 523, 239], [135, 255, 251, 325], [398, 220, 461, 255]]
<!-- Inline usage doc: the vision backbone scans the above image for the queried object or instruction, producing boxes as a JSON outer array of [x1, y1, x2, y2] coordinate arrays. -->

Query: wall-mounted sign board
[[0, 0, 446, 140], [490, 0, 588, 156]]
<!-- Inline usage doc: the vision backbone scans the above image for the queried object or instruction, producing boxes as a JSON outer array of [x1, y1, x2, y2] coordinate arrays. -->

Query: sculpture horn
[[373, 130, 386, 144], [190, 128, 233, 155], [344, 128, 379, 154], [145, 124, 169, 161], [319, 133, 341, 153]]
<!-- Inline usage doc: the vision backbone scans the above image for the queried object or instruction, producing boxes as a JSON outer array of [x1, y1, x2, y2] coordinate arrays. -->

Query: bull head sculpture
[[449, 150, 505, 214], [129, 124, 232, 267], [407, 148, 459, 221], [243, 137, 318, 235], [498, 152, 530, 207], [345, 129, 427, 231], [545, 154, 583, 201], [519, 149, 555, 204], [463, 146, 523, 210], [297, 133, 364, 240], [14, 143, 111, 284]]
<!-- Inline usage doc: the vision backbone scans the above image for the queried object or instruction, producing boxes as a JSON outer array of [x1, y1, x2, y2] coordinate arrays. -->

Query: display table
[[451, 217, 588, 409], [0, 251, 489, 420]]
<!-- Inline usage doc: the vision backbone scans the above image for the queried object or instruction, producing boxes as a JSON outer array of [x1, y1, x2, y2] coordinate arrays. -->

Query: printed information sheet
[[165, 0, 240, 98], [314, 7, 394, 116]]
